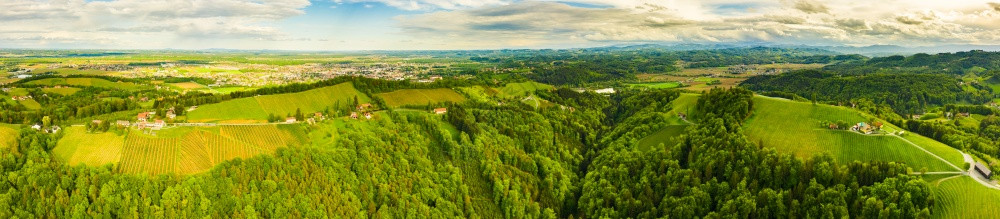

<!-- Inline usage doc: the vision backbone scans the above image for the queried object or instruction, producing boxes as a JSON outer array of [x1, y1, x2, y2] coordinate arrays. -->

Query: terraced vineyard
[[377, 88, 467, 107], [931, 176, 1000, 218], [96, 125, 308, 175], [739, 96, 964, 172], [188, 82, 369, 122]]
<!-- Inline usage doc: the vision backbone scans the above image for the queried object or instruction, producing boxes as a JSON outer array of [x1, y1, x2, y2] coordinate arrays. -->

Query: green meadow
[[188, 82, 370, 122], [499, 81, 554, 97], [740, 96, 963, 172], [26, 78, 144, 90], [378, 88, 466, 107]]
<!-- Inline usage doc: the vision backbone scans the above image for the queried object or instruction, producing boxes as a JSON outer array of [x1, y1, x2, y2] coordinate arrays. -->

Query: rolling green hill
[[377, 88, 466, 107], [930, 176, 1000, 218], [499, 81, 554, 97], [743, 96, 964, 172], [25, 78, 144, 90], [188, 82, 369, 122]]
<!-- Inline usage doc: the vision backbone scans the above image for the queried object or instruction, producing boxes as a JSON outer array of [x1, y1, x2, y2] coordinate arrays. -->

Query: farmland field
[[931, 176, 1000, 218], [499, 81, 554, 97], [116, 124, 306, 175], [42, 87, 81, 95], [168, 82, 207, 90], [377, 88, 466, 107], [25, 78, 143, 90], [628, 82, 682, 89], [188, 82, 369, 122], [52, 126, 125, 167], [743, 96, 963, 172]]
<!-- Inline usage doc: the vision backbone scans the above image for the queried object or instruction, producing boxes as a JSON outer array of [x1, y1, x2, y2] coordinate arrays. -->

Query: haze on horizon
[[3, 0, 1000, 50]]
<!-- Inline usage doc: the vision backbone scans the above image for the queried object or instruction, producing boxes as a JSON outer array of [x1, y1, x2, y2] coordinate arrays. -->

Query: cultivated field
[[627, 82, 682, 89], [168, 82, 207, 90], [377, 88, 466, 107], [742, 96, 964, 172], [42, 87, 81, 95], [931, 176, 1000, 218], [188, 82, 369, 122], [52, 126, 125, 167], [499, 81, 554, 97], [25, 78, 143, 90]]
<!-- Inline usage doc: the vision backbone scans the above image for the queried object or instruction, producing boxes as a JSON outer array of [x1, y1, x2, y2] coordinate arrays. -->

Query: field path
[[888, 133, 963, 171]]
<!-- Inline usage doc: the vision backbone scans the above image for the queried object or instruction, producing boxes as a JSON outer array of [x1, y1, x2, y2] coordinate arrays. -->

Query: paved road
[[961, 153, 1000, 190]]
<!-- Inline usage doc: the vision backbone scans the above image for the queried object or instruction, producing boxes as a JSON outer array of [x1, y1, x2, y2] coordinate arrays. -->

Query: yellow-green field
[[499, 81, 554, 97], [168, 82, 207, 89], [377, 88, 467, 107], [25, 78, 143, 90], [187, 82, 369, 122], [19, 99, 41, 110], [42, 87, 81, 95], [52, 126, 124, 167], [0, 124, 18, 149], [51, 124, 306, 175]]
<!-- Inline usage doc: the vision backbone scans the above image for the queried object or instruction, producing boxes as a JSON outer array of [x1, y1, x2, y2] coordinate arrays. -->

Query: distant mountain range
[[605, 43, 1000, 57]]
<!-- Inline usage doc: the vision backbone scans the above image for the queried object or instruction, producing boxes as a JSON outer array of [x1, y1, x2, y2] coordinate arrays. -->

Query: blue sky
[[2, 0, 1000, 50]]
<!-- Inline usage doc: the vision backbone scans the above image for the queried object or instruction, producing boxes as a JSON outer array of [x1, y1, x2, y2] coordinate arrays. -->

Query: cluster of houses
[[850, 121, 883, 134], [124, 112, 166, 130], [350, 103, 374, 120], [9, 95, 32, 101], [30, 124, 60, 133]]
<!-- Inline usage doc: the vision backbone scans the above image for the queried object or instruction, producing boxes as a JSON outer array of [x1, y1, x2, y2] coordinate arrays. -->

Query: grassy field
[[377, 88, 466, 107], [637, 125, 688, 151], [18, 99, 42, 110], [168, 82, 207, 90], [25, 78, 143, 90], [499, 81, 554, 97], [0, 124, 18, 149], [115, 124, 306, 175], [743, 96, 963, 172], [42, 87, 81, 95], [628, 82, 682, 89], [930, 176, 1000, 218], [52, 126, 125, 167], [188, 82, 369, 122], [34, 67, 112, 76]]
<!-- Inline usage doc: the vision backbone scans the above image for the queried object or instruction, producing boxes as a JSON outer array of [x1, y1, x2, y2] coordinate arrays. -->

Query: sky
[[2, 0, 1000, 50]]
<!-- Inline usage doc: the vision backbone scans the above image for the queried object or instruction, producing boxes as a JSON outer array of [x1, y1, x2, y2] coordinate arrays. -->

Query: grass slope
[[637, 125, 688, 151], [52, 126, 125, 167], [931, 176, 1000, 218], [742, 96, 962, 172], [377, 88, 466, 107], [188, 82, 369, 122], [42, 87, 81, 95], [499, 81, 554, 97], [0, 124, 18, 149]]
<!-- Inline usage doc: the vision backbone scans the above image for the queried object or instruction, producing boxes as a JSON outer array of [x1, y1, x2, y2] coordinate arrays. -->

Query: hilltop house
[[285, 117, 297, 123], [975, 162, 992, 179], [357, 103, 372, 111], [852, 122, 873, 134], [433, 108, 447, 115], [116, 120, 130, 127]]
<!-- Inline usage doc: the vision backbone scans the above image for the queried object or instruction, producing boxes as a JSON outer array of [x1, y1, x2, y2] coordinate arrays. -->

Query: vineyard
[[743, 96, 964, 172], [931, 176, 1000, 218], [113, 124, 307, 175], [377, 88, 467, 107], [187, 82, 369, 122]]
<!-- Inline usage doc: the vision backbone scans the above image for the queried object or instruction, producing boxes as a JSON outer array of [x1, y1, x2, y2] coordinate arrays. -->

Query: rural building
[[153, 120, 165, 127], [364, 112, 372, 119], [47, 126, 60, 134], [137, 112, 150, 122], [286, 117, 297, 123], [594, 88, 616, 94], [116, 120, 130, 127], [31, 124, 41, 130], [92, 120, 103, 124], [433, 108, 447, 114], [975, 162, 992, 178], [314, 112, 324, 119], [357, 103, 372, 111], [166, 108, 176, 119], [350, 112, 359, 119]]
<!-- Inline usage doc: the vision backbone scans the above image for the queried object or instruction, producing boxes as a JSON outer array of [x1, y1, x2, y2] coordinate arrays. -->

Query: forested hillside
[[0, 85, 935, 218]]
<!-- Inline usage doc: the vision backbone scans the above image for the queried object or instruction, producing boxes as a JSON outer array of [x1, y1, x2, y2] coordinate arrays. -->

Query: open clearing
[[735, 96, 964, 171], [0, 124, 18, 149], [499, 81, 554, 97], [188, 82, 369, 122], [638, 125, 688, 151], [52, 126, 125, 167], [931, 176, 1000, 218], [377, 88, 466, 107]]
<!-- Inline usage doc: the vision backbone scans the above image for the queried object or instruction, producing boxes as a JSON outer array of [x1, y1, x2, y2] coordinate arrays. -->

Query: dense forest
[[823, 50, 1000, 75], [740, 70, 992, 115], [0, 85, 934, 217]]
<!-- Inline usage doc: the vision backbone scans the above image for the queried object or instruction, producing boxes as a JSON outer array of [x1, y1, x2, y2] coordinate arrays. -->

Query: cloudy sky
[[2, 0, 1000, 50]]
